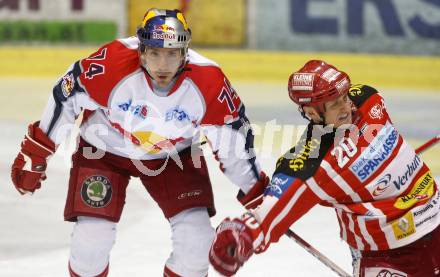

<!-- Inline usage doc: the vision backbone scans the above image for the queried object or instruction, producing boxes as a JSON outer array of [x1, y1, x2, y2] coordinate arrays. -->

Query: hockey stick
[[414, 134, 440, 154], [284, 134, 440, 277], [285, 229, 352, 277]]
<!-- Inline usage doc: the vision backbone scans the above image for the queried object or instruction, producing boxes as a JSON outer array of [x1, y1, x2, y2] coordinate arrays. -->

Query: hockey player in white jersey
[[209, 60, 440, 277], [10, 8, 269, 277]]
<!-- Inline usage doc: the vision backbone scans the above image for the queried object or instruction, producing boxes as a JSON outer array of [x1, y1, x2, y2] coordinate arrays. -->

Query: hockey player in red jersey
[[10, 8, 269, 277], [209, 60, 440, 277]]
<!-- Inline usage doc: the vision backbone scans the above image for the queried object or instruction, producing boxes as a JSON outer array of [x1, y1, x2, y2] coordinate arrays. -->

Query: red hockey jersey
[[254, 85, 439, 251]]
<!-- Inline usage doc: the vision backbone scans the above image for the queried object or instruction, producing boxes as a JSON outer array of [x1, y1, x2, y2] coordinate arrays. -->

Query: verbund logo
[[350, 122, 398, 181], [393, 155, 421, 190], [370, 154, 421, 198], [372, 174, 391, 197]]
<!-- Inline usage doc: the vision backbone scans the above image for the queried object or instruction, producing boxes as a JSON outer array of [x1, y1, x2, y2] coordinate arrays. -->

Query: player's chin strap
[[298, 105, 326, 124], [283, 134, 440, 277], [298, 106, 310, 121]]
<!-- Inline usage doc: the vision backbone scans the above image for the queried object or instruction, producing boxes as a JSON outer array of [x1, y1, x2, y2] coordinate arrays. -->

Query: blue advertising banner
[[252, 0, 440, 55]]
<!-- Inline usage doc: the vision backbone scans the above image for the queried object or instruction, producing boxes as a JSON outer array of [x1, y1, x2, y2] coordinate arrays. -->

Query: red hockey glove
[[209, 213, 264, 276], [11, 122, 55, 195], [237, 171, 269, 210]]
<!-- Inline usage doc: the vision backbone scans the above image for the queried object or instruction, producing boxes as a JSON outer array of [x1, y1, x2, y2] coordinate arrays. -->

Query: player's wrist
[[237, 171, 269, 210], [25, 121, 56, 156]]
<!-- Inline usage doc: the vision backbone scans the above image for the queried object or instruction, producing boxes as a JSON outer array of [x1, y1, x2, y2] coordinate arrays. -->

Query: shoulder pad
[[186, 64, 242, 125], [348, 84, 378, 108], [274, 124, 334, 180], [52, 61, 83, 103], [187, 49, 219, 67], [78, 40, 140, 107]]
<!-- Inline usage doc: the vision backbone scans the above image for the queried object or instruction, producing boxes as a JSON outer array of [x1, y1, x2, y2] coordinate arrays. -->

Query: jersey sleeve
[[198, 68, 261, 193], [77, 39, 140, 106], [348, 84, 379, 108], [201, 105, 262, 193], [251, 157, 322, 248], [250, 124, 333, 248], [199, 69, 242, 126], [39, 61, 100, 145], [39, 39, 139, 145]]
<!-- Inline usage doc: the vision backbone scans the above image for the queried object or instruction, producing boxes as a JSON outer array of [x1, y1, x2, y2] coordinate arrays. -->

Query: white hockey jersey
[[38, 37, 261, 193]]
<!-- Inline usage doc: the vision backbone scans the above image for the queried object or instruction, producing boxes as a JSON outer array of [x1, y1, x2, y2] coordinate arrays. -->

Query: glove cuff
[[23, 121, 55, 158], [237, 171, 269, 209]]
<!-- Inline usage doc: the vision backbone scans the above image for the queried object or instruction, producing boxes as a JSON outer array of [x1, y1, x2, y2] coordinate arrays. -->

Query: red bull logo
[[152, 32, 176, 40], [131, 130, 183, 154], [153, 24, 176, 32], [61, 73, 75, 98], [109, 121, 185, 154]]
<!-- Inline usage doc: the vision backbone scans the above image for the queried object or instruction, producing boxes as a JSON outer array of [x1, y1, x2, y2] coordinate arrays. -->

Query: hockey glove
[[237, 171, 269, 210], [209, 213, 264, 276], [11, 122, 55, 194]]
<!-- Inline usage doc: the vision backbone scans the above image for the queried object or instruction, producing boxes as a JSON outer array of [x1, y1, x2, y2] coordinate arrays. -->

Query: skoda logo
[[81, 175, 112, 208]]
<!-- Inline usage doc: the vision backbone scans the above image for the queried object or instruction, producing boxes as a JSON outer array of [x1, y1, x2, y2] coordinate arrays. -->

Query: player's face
[[143, 47, 183, 88], [323, 94, 353, 127]]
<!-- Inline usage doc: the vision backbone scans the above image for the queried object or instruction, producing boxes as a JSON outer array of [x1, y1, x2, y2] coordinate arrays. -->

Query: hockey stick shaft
[[285, 229, 352, 277], [284, 134, 439, 277], [415, 134, 440, 154]]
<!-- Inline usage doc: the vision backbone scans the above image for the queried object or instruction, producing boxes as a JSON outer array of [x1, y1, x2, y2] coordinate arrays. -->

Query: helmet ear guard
[[298, 104, 325, 124]]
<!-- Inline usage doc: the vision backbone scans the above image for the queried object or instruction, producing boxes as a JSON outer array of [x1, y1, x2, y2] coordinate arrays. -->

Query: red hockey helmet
[[288, 60, 351, 113]]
